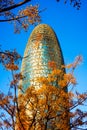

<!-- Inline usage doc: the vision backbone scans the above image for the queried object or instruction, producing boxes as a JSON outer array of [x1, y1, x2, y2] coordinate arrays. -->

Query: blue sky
[[0, 0, 87, 93]]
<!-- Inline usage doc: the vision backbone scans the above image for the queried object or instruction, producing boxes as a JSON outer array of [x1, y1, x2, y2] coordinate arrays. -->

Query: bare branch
[[0, 0, 31, 13], [0, 15, 26, 22]]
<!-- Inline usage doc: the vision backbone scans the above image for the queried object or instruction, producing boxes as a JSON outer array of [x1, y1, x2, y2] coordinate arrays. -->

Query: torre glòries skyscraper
[[17, 24, 69, 130], [20, 24, 64, 91]]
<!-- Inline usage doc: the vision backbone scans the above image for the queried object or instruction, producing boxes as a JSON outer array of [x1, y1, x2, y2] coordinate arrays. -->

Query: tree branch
[[0, 8, 46, 23], [11, 71, 25, 130], [70, 97, 87, 111], [0, 0, 31, 13], [0, 15, 26, 22]]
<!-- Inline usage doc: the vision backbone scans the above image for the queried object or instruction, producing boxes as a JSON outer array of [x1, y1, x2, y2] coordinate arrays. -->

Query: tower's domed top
[[31, 24, 53, 32], [28, 24, 57, 42]]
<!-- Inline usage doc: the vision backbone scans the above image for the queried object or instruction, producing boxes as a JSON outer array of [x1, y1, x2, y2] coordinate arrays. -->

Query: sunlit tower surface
[[19, 24, 68, 130], [21, 24, 64, 91]]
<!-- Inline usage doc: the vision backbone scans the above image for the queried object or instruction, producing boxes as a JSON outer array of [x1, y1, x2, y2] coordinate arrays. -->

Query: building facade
[[20, 24, 64, 91], [17, 24, 70, 130]]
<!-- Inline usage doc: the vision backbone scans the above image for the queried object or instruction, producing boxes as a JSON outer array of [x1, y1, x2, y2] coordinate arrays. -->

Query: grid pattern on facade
[[20, 24, 64, 91]]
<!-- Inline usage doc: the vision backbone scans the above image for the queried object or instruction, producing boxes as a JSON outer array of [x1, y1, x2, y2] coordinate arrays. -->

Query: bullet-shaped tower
[[21, 24, 64, 91]]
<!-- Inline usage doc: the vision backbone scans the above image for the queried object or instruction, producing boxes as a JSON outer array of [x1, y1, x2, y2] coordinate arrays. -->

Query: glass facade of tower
[[20, 24, 64, 91]]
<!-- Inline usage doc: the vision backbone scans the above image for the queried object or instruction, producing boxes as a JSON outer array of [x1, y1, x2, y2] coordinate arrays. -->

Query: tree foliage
[[57, 0, 81, 10], [0, 52, 87, 130], [0, 0, 81, 33], [0, 0, 41, 33]]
